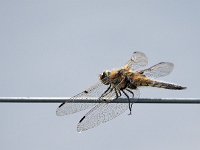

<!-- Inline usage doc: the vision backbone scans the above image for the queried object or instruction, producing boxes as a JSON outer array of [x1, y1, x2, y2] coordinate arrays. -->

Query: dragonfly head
[[99, 70, 111, 85]]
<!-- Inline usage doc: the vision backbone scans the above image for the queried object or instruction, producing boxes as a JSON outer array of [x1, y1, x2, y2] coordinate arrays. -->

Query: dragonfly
[[56, 51, 186, 132]]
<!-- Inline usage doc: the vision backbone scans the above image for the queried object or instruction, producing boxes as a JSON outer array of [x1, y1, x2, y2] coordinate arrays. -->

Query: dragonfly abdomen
[[131, 75, 154, 87], [151, 81, 186, 90]]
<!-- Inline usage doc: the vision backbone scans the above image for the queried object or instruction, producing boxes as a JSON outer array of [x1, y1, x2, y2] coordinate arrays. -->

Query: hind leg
[[121, 90, 132, 115]]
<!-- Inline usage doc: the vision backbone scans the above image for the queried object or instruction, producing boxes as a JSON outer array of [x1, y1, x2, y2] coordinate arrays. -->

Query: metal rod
[[0, 97, 199, 104]]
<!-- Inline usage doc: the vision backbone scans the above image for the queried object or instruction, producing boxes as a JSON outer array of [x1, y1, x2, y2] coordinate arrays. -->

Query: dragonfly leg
[[125, 89, 135, 111], [121, 90, 132, 115], [126, 89, 134, 98], [114, 88, 119, 99], [99, 84, 111, 99]]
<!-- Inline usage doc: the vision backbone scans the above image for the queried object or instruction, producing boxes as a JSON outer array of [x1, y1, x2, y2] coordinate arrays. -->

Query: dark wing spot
[[84, 90, 88, 94], [79, 116, 86, 123], [58, 102, 65, 108]]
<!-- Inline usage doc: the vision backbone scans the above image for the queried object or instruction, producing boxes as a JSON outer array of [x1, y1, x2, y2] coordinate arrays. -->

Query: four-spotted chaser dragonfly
[[56, 52, 186, 132]]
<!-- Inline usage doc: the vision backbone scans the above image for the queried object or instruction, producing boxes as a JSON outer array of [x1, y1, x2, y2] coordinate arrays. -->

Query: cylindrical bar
[[0, 97, 199, 104]]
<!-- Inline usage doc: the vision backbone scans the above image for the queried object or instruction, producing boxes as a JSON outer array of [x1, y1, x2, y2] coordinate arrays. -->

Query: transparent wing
[[77, 88, 140, 132], [138, 62, 174, 79], [125, 51, 148, 70], [56, 81, 110, 116]]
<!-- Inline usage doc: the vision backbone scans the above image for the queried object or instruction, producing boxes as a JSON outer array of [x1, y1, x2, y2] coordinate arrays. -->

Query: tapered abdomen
[[132, 74, 186, 90], [151, 81, 186, 90]]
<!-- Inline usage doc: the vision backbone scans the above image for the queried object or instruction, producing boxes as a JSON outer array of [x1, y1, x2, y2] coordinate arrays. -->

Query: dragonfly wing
[[139, 62, 174, 78], [77, 88, 140, 132], [56, 81, 109, 116], [126, 51, 148, 70], [77, 103, 128, 132]]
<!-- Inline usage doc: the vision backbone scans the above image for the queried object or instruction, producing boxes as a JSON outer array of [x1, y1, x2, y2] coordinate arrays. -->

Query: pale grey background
[[0, 0, 200, 150]]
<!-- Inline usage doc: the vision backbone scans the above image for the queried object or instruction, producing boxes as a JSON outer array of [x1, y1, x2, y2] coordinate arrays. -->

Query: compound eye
[[102, 72, 106, 77], [100, 72, 106, 80]]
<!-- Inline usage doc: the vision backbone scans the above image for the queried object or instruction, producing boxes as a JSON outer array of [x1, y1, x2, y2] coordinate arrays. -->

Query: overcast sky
[[0, 0, 200, 150]]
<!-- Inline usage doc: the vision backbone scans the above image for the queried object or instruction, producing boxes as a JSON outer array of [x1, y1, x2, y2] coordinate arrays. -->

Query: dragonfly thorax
[[100, 69, 135, 89]]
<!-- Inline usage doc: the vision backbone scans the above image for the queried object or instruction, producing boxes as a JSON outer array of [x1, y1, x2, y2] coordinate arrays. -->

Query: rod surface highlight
[[0, 97, 199, 104]]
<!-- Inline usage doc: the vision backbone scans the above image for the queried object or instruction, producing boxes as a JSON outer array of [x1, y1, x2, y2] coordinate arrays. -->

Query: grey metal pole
[[0, 97, 199, 104]]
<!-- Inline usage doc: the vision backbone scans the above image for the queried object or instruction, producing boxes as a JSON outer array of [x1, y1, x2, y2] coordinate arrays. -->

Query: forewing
[[139, 62, 174, 78], [56, 81, 109, 116], [126, 51, 148, 70], [77, 88, 140, 132]]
